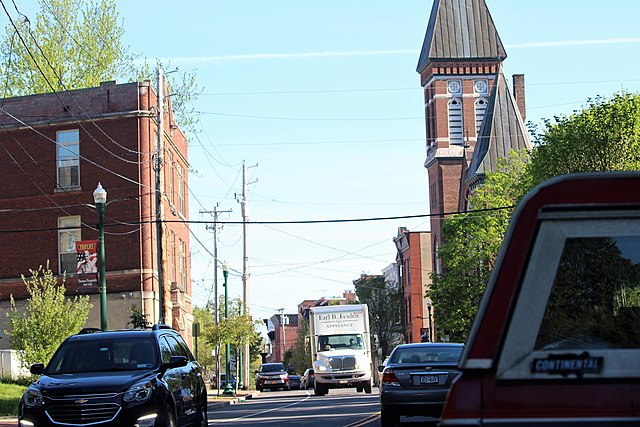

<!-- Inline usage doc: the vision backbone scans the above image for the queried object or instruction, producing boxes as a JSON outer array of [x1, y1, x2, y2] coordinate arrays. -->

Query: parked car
[[439, 173, 640, 426], [379, 342, 464, 426], [289, 373, 301, 390], [301, 368, 315, 390], [255, 362, 290, 391], [219, 373, 237, 389], [19, 324, 208, 427]]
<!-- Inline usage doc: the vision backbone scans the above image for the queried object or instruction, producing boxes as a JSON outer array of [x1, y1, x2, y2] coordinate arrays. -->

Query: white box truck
[[309, 304, 372, 395]]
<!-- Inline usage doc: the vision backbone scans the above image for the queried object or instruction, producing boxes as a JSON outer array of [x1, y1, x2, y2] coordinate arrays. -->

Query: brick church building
[[417, 0, 531, 275]]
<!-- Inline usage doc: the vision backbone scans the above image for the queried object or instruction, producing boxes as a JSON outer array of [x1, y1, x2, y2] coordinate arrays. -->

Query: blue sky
[[10, 1, 640, 319]]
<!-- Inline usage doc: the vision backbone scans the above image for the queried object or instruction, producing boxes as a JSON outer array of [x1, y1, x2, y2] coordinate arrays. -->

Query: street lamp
[[427, 302, 434, 343], [93, 183, 108, 331], [222, 261, 234, 396]]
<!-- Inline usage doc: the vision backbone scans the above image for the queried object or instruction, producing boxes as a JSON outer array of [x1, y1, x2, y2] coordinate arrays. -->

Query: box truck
[[309, 304, 372, 395]]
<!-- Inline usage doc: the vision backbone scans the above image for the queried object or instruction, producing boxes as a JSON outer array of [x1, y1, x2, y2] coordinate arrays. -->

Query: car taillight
[[381, 369, 400, 386]]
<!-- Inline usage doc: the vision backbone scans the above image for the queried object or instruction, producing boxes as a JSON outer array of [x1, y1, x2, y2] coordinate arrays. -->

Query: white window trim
[[497, 213, 640, 380], [56, 129, 80, 189], [58, 215, 81, 275]]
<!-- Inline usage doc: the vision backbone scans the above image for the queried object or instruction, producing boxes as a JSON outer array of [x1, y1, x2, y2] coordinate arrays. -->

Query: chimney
[[512, 74, 526, 122]]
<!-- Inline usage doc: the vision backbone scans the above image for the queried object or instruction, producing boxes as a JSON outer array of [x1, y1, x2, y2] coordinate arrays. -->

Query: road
[[208, 387, 438, 427]]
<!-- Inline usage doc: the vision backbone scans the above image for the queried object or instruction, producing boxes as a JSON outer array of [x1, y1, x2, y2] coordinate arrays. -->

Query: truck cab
[[440, 173, 640, 426]]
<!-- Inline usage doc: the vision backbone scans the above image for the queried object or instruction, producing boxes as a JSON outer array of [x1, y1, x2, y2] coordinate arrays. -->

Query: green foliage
[[0, 0, 134, 96], [529, 92, 640, 184], [429, 150, 531, 342], [5, 263, 92, 369], [202, 298, 262, 369], [288, 317, 310, 374], [192, 306, 215, 369], [0, 0, 201, 134], [354, 274, 402, 357], [0, 382, 25, 416], [127, 305, 150, 329]]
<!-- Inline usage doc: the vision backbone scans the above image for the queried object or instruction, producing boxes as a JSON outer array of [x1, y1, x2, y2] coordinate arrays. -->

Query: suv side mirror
[[164, 355, 187, 369], [30, 363, 45, 375]]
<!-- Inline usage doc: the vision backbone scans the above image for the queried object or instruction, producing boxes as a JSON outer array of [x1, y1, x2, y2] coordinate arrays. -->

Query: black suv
[[18, 324, 207, 427]]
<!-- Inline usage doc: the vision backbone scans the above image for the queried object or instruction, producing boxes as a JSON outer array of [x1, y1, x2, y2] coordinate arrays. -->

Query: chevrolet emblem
[[75, 399, 89, 404]]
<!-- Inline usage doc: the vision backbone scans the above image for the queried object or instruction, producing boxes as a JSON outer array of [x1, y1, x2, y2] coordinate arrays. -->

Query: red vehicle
[[440, 173, 640, 426]]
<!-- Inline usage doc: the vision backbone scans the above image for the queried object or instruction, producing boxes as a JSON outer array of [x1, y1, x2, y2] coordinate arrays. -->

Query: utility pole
[[155, 67, 165, 325], [200, 204, 231, 393], [239, 160, 257, 389]]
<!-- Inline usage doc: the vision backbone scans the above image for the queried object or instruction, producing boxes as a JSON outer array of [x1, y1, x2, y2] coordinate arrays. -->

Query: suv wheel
[[196, 399, 207, 427], [364, 381, 372, 394], [162, 406, 177, 427]]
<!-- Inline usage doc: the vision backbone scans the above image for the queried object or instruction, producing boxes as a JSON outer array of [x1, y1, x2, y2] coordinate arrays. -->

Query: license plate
[[267, 380, 278, 384], [419, 375, 438, 384]]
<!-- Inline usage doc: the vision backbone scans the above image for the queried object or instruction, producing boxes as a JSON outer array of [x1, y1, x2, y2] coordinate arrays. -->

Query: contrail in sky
[[160, 38, 640, 63]]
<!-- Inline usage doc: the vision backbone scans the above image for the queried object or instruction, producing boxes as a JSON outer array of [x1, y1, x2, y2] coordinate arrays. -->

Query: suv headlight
[[23, 387, 44, 407], [123, 380, 153, 403]]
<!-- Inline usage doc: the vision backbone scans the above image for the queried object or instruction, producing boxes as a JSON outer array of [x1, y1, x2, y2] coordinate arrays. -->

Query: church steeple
[[417, 0, 526, 275], [417, 0, 507, 73]]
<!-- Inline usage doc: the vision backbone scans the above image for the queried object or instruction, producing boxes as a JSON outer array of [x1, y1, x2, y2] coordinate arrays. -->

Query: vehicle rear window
[[535, 236, 640, 351], [391, 347, 462, 364], [47, 337, 158, 374]]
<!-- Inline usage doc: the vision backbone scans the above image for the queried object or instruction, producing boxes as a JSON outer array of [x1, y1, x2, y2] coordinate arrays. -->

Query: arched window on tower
[[448, 98, 463, 145], [475, 98, 488, 136]]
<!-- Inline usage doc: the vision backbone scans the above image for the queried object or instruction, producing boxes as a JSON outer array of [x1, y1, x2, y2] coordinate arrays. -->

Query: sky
[[8, 1, 640, 321]]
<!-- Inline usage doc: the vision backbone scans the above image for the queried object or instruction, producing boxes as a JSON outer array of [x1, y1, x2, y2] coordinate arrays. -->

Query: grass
[[0, 382, 25, 417]]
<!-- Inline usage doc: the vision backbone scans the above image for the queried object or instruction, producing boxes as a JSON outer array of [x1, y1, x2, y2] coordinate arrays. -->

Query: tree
[[192, 306, 215, 369], [0, 0, 134, 96], [128, 305, 151, 329], [5, 263, 92, 369], [354, 274, 402, 358], [288, 317, 310, 374], [0, 0, 201, 134], [428, 149, 531, 342], [529, 91, 640, 184]]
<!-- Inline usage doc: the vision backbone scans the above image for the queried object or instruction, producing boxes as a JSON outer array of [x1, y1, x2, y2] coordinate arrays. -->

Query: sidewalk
[[0, 390, 258, 426]]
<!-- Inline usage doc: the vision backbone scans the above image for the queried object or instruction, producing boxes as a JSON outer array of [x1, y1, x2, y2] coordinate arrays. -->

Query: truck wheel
[[364, 381, 372, 394], [356, 385, 363, 393]]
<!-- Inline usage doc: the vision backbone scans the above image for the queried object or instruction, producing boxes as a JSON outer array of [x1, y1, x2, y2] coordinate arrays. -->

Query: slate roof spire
[[465, 67, 532, 184], [416, 0, 507, 73]]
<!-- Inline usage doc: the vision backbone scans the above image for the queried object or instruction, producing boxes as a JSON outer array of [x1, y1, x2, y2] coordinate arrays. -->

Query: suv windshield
[[47, 337, 158, 374], [260, 363, 285, 373]]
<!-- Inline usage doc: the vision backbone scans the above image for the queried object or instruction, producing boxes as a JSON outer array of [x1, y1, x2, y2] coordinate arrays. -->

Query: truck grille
[[329, 356, 356, 371], [47, 402, 120, 425]]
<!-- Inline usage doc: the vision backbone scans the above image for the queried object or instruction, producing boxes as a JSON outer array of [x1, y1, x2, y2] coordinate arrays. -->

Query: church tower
[[417, 0, 530, 274]]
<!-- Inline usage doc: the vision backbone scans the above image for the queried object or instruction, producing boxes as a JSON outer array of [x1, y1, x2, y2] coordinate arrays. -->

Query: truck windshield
[[318, 334, 364, 351]]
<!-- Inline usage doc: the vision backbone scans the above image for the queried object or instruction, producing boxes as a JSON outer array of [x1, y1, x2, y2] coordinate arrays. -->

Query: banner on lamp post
[[76, 240, 98, 288]]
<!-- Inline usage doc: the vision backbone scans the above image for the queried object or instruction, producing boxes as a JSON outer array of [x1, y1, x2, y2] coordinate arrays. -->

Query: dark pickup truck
[[439, 173, 640, 427]]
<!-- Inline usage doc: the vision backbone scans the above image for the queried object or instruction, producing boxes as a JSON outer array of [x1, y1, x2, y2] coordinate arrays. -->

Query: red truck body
[[440, 173, 640, 426]]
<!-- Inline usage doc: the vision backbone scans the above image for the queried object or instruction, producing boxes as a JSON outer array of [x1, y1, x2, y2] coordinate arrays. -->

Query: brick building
[[417, 0, 531, 275], [394, 227, 432, 343], [0, 80, 193, 348]]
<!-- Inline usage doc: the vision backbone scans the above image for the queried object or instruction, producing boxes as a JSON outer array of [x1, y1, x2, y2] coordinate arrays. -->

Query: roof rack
[[78, 327, 102, 334], [151, 324, 173, 331]]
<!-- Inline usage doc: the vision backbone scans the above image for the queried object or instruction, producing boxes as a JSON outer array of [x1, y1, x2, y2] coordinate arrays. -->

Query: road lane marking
[[344, 411, 380, 427], [209, 391, 312, 423]]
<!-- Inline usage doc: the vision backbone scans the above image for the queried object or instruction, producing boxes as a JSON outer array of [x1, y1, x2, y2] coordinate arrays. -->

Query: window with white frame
[[57, 130, 80, 189], [475, 98, 488, 136], [179, 239, 187, 290], [448, 98, 464, 145], [166, 151, 174, 206], [58, 216, 81, 275], [169, 231, 176, 283], [177, 163, 185, 216]]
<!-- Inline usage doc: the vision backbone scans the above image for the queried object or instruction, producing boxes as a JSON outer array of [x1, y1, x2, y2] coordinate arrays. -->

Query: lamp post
[[427, 302, 434, 343], [93, 183, 108, 331], [222, 262, 234, 396]]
